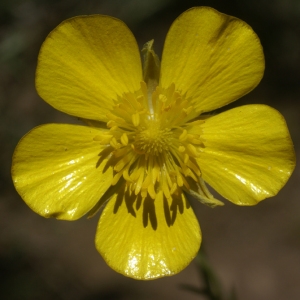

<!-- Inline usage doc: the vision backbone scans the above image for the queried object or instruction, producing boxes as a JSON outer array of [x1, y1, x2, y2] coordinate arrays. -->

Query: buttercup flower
[[12, 7, 295, 279]]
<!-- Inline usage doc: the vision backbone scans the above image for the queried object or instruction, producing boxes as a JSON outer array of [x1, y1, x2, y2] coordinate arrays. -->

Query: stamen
[[111, 171, 123, 186], [120, 133, 129, 146], [184, 153, 189, 164], [132, 113, 140, 127], [147, 183, 156, 199], [186, 144, 199, 157], [159, 94, 167, 103], [179, 130, 188, 142], [110, 137, 121, 149]]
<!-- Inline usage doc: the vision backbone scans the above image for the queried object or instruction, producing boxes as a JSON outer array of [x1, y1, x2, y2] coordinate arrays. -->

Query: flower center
[[134, 119, 172, 156], [94, 82, 205, 201]]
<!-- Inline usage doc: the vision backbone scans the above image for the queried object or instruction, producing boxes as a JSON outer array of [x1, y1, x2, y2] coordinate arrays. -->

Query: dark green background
[[1, 0, 299, 299]]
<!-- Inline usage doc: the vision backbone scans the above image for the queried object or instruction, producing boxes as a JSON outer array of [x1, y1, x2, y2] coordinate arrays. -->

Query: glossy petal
[[12, 124, 113, 219], [96, 189, 201, 279], [36, 15, 143, 121], [160, 7, 264, 113], [197, 105, 296, 205]]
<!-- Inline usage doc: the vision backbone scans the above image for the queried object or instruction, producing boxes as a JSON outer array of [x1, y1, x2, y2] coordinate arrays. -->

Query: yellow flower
[[12, 7, 295, 279]]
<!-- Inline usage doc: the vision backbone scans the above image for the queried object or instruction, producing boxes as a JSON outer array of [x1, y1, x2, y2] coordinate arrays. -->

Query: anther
[[184, 153, 189, 164], [132, 113, 140, 127], [110, 137, 121, 149], [186, 143, 199, 157], [179, 129, 188, 142], [159, 94, 167, 102], [121, 133, 129, 146]]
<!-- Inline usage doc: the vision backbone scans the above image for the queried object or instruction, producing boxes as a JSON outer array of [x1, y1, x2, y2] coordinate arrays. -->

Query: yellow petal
[[197, 105, 296, 205], [95, 188, 201, 279], [12, 124, 113, 219], [36, 15, 142, 121], [160, 7, 264, 112]]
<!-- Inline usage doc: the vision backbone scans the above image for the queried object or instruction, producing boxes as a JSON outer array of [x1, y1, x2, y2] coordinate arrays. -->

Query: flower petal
[[12, 124, 113, 219], [36, 15, 143, 121], [160, 7, 264, 113], [95, 188, 201, 279], [197, 105, 296, 205]]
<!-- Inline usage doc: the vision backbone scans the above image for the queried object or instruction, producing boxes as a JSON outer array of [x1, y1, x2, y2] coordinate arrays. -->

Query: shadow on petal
[[96, 146, 114, 169], [163, 191, 186, 227], [124, 188, 137, 217], [163, 196, 172, 227], [107, 184, 189, 231], [45, 211, 64, 218], [113, 188, 124, 214], [143, 196, 157, 230], [136, 194, 142, 211]]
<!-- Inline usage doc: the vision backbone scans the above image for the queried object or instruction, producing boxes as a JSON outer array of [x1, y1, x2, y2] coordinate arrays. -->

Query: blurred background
[[1, 0, 299, 299]]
